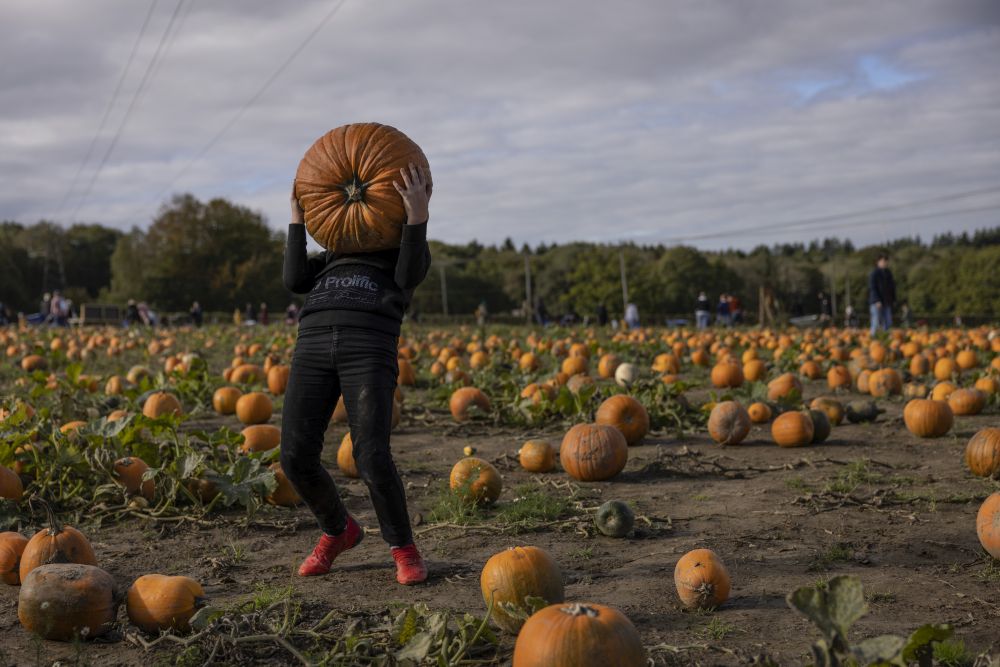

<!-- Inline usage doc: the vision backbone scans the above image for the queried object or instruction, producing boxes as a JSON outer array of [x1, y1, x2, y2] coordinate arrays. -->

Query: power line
[[130, 0, 349, 222], [140, 0, 197, 105], [69, 0, 187, 221], [53, 0, 160, 219], [660, 185, 1000, 243]]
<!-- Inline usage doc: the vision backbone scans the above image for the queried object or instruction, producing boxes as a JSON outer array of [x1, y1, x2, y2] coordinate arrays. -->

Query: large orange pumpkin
[[903, 399, 953, 438], [977, 492, 1000, 559], [560, 424, 628, 481], [674, 548, 731, 610], [947, 388, 986, 416], [767, 373, 803, 401], [295, 123, 432, 253], [480, 546, 564, 633], [594, 395, 649, 446], [266, 365, 290, 395], [512, 603, 646, 667], [212, 387, 242, 415], [142, 391, 182, 419], [127, 574, 205, 634], [710, 360, 744, 388]]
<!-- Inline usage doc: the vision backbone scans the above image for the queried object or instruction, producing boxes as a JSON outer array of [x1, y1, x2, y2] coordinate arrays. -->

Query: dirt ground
[[2, 383, 998, 666]]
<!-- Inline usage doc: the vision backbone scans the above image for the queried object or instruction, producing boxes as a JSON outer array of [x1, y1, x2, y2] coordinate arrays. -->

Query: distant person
[[190, 301, 203, 327], [728, 294, 743, 325], [49, 291, 68, 326], [818, 291, 832, 323], [285, 302, 299, 325], [259, 302, 269, 325], [845, 304, 857, 328], [716, 294, 730, 327], [596, 303, 609, 326], [535, 298, 549, 326], [125, 299, 140, 326], [899, 302, 910, 328], [624, 302, 640, 330], [475, 300, 488, 326], [244, 302, 257, 325], [695, 292, 710, 329], [233, 307, 242, 326], [868, 252, 896, 334]]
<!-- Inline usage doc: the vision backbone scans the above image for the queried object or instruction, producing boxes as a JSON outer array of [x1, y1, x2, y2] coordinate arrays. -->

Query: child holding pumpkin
[[281, 163, 431, 585]]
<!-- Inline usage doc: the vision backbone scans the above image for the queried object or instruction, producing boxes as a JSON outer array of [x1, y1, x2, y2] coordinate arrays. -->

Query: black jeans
[[280, 325, 412, 547]]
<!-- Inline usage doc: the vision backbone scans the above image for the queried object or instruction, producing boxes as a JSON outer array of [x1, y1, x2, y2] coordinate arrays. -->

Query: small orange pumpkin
[[113, 457, 155, 501], [337, 432, 359, 478], [965, 428, 1000, 479], [449, 387, 491, 422], [674, 548, 731, 610], [947, 388, 986, 416], [771, 411, 814, 447], [519, 440, 556, 473], [0, 465, 23, 501], [266, 462, 300, 506], [747, 402, 772, 423], [19, 502, 98, 582], [235, 392, 273, 425], [450, 457, 502, 505], [142, 391, 182, 419], [0, 532, 29, 585], [560, 424, 628, 481], [240, 424, 281, 453], [707, 401, 751, 446], [127, 574, 205, 633], [266, 364, 290, 395], [212, 387, 242, 415]]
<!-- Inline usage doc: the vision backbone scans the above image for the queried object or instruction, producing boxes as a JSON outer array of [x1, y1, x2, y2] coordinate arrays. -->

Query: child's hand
[[290, 181, 304, 225], [393, 163, 431, 224]]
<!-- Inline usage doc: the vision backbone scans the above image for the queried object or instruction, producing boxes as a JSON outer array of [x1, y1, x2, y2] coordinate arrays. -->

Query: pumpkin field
[[1, 323, 999, 666]]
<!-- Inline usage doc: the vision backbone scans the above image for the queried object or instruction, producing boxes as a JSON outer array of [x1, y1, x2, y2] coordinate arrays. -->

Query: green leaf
[[787, 575, 867, 647], [188, 606, 225, 631], [899, 624, 952, 664]]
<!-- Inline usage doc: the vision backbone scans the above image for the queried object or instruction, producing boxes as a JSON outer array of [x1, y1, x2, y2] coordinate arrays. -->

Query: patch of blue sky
[[857, 54, 924, 90]]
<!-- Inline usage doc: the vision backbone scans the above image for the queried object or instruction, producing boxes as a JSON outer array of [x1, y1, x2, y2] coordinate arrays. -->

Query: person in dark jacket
[[281, 164, 431, 586], [189, 301, 203, 327], [596, 303, 608, 326], [868, 252, 896, 334]]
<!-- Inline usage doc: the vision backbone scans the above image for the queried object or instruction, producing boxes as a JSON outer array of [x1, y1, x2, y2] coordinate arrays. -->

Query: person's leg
[[337, 330, 412, 548], [280, 327, 349, 535], [869, 304, 879, 336], [883, 305, 893, 330]]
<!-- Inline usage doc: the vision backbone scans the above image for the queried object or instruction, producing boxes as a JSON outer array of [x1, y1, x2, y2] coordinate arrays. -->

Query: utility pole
[[524, 253, 532, 325], [439, 264, 449, 316], [619, 250, 629, 311]]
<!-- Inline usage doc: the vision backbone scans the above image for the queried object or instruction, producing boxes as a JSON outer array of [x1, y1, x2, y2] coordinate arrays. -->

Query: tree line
[[1, 193, 998, 323]]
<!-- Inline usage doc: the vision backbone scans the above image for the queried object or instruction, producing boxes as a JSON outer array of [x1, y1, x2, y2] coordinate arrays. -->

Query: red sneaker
[[298, 516, 363, 576], [391, 543, 428, 585]]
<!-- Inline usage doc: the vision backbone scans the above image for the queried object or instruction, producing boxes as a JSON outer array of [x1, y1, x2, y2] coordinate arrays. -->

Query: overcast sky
[[2, 0, 998, 250]]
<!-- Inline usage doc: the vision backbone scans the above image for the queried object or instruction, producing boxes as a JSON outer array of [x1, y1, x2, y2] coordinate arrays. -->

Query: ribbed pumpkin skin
[[18, 564, 117, 641], [707, 401, 751, 445], [127, 574, 204, 633], [480, 546, 564, 634], [594, 395, 649, 446], [674, 548, 731, 609], [1, 532, 29, 585], [903, 399, 953, 438], [296, 123, 432, 253], [560, 424, 628, 481], [977, 493, 1000, 559], [512, 603, 647, 667], [948, 388, 986, 416], [966, 428, 1000, 478]]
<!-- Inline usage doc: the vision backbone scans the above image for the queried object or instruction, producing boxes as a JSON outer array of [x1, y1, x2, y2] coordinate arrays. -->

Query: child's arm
[[393, 164, 432, 289], [283, 182, 325, 293]]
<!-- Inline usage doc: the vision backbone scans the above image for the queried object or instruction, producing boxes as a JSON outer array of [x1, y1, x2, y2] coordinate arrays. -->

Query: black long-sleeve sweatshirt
[[283, 222, 431, 335]]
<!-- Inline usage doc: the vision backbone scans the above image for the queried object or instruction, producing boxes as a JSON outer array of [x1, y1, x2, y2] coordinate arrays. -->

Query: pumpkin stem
[[343, 176, 367, 203], [560, 603, 599, 618], [30, 497, 64, 535]]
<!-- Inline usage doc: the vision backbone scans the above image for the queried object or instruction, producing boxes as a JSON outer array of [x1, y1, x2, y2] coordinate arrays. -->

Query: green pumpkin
[[808, 409, 831, 444], [594, 500, 634, 538]]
